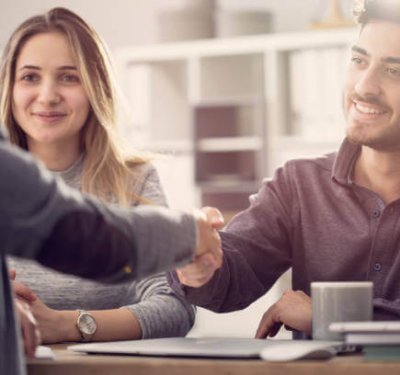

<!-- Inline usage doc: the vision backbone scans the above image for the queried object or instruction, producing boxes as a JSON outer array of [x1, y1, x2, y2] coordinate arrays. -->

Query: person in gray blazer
[[0, 127, 223, 375]]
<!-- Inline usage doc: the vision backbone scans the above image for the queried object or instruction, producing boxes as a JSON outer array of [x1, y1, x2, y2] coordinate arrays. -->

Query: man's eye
[[386, 67, 400, 77], [351, 57, 363, 65]]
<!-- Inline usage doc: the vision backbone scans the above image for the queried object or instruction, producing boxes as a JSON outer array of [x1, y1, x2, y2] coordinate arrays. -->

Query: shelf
[[276, 135, 342, 150], [114, 28, 354, 212], [140, 140, 193, 153], [195, 150, 257, 184], [196, 137, 262, 152], [115, 28, 357, 63], [194, 105, 261, 139], [198, 180, 259, 190], [201, 188, 257, 212], [192, 96, 261, 107]]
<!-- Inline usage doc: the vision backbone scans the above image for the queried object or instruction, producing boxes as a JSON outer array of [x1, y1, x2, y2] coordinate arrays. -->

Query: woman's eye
[[61, 74, 80, 83], [21, 73, 39, 82]]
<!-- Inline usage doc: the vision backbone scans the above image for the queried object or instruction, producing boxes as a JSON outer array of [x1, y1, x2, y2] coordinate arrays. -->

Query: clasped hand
[[177, 207, 224, 288]]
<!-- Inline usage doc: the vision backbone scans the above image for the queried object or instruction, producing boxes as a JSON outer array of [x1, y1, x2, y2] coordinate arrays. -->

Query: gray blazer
[[0, 128, 196, 374]]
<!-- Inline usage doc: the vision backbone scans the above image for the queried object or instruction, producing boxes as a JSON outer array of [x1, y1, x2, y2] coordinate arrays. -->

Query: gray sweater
[[8, 156, 195, 338]]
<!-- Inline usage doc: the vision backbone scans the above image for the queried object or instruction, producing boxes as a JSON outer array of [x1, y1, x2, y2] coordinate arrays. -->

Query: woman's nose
[[37, 80, 61, 104]]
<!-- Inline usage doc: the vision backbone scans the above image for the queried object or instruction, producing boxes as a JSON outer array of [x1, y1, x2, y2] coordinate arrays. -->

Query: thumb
[[201, 206, 225, 229], [9, 269, 16, 280]]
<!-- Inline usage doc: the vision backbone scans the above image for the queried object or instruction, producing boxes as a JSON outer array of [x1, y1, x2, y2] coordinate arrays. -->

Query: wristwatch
[[76, 310, 97, 342]]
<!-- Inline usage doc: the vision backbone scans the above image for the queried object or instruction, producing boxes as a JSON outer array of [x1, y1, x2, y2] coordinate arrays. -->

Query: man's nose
[[354, 66, 382, 99]]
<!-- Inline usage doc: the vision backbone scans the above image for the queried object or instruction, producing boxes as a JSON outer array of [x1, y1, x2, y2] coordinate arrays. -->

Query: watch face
[[79, 313, 97, 335]]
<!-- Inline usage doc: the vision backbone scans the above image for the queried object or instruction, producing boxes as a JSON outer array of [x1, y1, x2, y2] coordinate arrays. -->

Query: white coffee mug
[[311, 281, 373, 340]]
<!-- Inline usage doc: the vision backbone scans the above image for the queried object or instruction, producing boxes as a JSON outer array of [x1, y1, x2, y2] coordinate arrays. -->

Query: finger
[[201, 207, 225, 229], [177, 264, 215, 284], [203, 231, 223, 267], [283, 324, 295, 332], [22, 319, 36, 358], [181, 253, 218, 274], [255, 309, 276, 339], [176, 266, 215, 288], [267, 322, 283, 338], [9, 269, 16, 280], [178, 273, 214, 288], [13, 281, 37, 303], [19, 302, 39, 358]]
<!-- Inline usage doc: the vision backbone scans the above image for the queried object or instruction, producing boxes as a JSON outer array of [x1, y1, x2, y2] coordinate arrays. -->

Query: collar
[[332, 138, 361, 185]]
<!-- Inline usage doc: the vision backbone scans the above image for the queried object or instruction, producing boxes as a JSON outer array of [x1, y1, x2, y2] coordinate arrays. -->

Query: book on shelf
[[344, 333, 400, 345], [363, 346, 400, 362]]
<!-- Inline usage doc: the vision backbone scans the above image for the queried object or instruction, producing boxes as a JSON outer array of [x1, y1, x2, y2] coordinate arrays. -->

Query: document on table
[[35, 345, 55, 360]]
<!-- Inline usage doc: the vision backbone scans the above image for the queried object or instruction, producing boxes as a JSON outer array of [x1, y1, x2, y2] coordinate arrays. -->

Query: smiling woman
[[0, 7, 195, 347], [12, 31, 90, 170]]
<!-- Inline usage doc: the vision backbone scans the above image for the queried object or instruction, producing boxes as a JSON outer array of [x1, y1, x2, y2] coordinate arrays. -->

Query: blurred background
[[1, 0, 356, 339], [0, 0, 353, 48]]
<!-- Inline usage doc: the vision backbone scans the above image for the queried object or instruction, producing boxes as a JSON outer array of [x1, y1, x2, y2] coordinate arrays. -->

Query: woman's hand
[[15, 298, 41, 357], [11, 270, 71, 343], [10, 269, 37, 303], [29, 297, 70, 344]]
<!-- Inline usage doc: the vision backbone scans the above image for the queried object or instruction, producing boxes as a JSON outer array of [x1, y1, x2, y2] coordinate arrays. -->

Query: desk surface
[[27, 344, 400, 375]]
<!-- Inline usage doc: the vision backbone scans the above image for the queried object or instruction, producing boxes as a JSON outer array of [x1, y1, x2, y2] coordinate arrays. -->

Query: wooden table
[[27, 344, 400, 375]]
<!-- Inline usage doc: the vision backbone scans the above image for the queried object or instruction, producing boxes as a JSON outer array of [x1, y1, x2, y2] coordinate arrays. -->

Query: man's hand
[[255, 290, 312, 339], [177, 207, 224, 288], [15, 298, 41, 358]]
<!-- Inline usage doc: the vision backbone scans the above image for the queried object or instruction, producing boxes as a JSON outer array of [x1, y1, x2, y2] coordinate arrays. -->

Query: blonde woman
[[1, 7, 195, 343]]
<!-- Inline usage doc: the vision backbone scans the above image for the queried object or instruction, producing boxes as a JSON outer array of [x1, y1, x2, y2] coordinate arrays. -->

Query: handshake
[[177, 207, 225, 288]]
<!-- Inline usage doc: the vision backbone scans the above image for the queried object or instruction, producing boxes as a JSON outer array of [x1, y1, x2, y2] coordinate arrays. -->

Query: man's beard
[[344, 92, 397, 151]]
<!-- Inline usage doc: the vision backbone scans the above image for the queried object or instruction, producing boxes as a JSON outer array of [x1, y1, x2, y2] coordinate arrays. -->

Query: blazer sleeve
[[0, 133, 196, 283]]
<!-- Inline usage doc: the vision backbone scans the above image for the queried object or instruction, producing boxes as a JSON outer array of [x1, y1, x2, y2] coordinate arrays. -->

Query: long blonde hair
[[0, 7, 147, 206]]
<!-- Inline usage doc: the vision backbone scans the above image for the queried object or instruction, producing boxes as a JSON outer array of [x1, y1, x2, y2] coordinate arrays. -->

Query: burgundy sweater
[[169, 138, 400, 321]]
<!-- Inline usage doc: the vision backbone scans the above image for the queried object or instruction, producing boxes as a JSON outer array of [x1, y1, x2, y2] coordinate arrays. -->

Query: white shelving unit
[[115, 27, 357, 212], [114, 27, 358, 338]]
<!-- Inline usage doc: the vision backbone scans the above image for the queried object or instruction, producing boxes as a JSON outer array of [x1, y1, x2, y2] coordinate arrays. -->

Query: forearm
[[127, 297, 195, 338], [169, 239, 280, 313], [169, 176, 293, 312], [125, 273, 195, 338], [49, 309, 142, 343], [1, 140, 197, 282]]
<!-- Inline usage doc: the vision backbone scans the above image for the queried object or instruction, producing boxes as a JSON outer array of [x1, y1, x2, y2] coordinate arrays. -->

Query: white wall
[[0, 0, 352, 49], [0, 0, 158, 49]]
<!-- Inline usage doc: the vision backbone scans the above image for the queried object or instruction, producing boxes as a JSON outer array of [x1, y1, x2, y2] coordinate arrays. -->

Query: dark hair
[[354, 0, 400, 26]]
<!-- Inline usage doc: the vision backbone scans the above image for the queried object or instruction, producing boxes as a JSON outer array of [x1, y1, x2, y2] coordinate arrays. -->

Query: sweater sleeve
[[124, 273, 195, 338], [169, 166, 294, 313], [123, 164, 195, 337], [374, 298, 400, 320]]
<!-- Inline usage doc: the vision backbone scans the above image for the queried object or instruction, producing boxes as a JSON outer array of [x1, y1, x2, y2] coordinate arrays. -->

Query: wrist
[[58, 310, 81, 342]]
